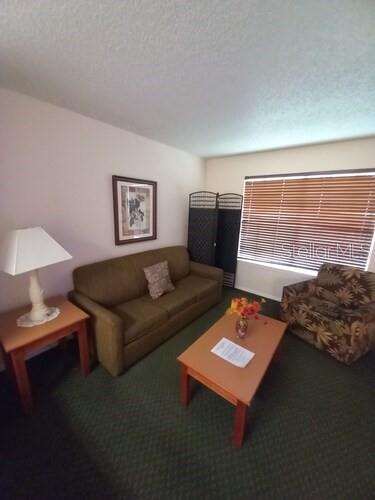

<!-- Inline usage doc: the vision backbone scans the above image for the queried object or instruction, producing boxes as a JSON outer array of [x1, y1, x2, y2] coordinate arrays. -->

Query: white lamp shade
[[0, 226, 72, 276]]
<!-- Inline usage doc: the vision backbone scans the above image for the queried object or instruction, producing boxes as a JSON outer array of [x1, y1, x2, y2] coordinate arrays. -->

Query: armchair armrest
[[281, 279, 316, 314], [358, 302, 375, 322], [338, 302, 375, 350], [68, 291, 124, 376], [282, 278, 316, 299], [339, 303, 375, 322], [190, 261, 224, 286]]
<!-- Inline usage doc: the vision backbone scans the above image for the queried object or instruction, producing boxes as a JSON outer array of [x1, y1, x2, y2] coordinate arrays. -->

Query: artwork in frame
[[112, 175, 157, 245]]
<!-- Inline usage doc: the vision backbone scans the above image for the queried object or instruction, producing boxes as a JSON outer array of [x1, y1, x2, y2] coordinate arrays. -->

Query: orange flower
[[226, 297, 264, 319], [253, 302, 261, 313]]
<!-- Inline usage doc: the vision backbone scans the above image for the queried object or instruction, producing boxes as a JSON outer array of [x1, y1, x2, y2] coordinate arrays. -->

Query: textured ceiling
[[1, 0, 375, 157]]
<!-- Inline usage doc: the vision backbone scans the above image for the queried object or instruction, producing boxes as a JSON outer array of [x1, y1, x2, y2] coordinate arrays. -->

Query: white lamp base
[[16, 269, 60, 328], [17, 306, 60, 327]]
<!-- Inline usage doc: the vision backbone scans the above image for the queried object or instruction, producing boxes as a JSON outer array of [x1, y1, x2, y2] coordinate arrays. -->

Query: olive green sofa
[[69, 246, 223, 376]]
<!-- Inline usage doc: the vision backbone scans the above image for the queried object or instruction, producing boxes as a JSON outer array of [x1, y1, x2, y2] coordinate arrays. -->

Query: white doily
[[17, 307, 60, 328]]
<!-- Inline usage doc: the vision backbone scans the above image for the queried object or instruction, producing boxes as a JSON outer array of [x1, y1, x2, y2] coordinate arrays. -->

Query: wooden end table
[[177, 313, 287, 447], [0, 296, 90, 414]]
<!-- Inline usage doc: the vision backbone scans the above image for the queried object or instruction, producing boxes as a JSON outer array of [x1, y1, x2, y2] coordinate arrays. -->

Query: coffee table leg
[[233, 401, 248, 447], [11, 350, 33, 415], [273, 343, 282, 362], [77, 320, 90, 376], [180, 364, 190, 406]]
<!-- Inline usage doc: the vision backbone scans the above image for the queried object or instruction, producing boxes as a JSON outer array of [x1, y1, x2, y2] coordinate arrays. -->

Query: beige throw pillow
[[144, 260, 175, 299]]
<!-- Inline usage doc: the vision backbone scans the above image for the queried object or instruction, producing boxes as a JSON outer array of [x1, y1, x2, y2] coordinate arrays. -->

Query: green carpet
[[1, 289, 374, 499]]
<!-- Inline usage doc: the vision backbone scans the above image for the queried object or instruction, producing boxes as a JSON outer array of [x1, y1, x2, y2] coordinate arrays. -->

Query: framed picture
[[112, 175, 157, 245]]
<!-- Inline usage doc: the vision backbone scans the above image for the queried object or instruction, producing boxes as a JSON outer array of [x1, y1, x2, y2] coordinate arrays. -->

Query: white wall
[[0, 89, 204, 313], [205, 138, 375, 300]]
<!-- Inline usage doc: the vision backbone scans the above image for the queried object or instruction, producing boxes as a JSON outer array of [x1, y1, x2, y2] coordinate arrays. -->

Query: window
[[238, 170, 375, 272]]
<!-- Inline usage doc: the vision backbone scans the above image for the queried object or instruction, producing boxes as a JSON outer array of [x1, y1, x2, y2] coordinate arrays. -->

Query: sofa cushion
[[73, 256, 145, 308], [72, 246, 190, 308], [159, 246, 190, 282], [144, 260, 175, 299], [125, 246, 190, 292], [176, 275, 217, 300], [113, 299, 167, 345], [140, 288, 196, 317]]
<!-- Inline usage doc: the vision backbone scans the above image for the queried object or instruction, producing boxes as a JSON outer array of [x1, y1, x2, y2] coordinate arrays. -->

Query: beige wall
[[205, 138, 375, 299], [1, 88, 374, 308], [0, 89, 204, 312]]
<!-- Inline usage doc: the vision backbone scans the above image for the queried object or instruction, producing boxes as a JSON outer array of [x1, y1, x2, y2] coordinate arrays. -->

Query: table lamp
[[0, 227, 72, 327]]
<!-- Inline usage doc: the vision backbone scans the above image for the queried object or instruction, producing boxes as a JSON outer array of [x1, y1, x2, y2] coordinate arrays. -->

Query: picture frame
[[112, 175, 157, 245]]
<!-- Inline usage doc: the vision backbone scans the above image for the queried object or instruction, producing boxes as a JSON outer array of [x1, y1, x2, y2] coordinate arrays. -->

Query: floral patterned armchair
[[280, 263, 375, 364]]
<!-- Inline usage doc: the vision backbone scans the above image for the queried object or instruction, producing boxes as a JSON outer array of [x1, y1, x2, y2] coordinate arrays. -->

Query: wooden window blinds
[[238, 171, 375, 271]]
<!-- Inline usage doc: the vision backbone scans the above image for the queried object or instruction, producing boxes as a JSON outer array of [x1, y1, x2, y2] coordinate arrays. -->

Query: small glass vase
[[235, 316, 249, 339]]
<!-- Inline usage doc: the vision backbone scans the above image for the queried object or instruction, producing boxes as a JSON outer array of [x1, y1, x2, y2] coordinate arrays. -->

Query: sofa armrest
[[190, 261, 224, 286], [68, 291, 124, 376]]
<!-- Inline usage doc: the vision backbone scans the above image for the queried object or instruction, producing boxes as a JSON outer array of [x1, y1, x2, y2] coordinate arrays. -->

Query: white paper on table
[[210, 337, 255, 368]]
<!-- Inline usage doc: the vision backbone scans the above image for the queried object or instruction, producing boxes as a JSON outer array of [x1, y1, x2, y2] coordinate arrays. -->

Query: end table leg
[[233, 401, 248, 448], [11, 351, 33, 415], [58, 337, 69, 350], [77, 320, 90, 376], [180, 364, 190, 407], [1, 347, 15, 383]]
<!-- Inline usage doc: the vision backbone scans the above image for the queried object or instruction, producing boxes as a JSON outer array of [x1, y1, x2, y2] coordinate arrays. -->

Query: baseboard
[[233, 285, 281, 302], [0, 289, 280, 374]]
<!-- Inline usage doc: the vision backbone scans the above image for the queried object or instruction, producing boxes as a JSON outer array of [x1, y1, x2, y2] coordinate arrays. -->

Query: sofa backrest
[[316, 263, 375, 308], [73, 246, 190, 307]]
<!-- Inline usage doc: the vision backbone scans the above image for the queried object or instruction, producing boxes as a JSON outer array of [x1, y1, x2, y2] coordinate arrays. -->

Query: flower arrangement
[[227, 297, 265, 320], [227, 297, 266, 338]]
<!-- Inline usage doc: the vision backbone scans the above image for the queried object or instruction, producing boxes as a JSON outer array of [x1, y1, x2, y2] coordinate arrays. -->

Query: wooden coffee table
[[177, 313, 287, 447]]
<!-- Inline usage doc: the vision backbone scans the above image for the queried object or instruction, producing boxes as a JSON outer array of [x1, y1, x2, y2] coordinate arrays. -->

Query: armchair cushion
[[303, 296, 342, 319]]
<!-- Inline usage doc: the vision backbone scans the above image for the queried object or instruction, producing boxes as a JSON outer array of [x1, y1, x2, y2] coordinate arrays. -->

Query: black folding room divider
[[187, 191, 243, 287], [187, 191, 218, 266], [216, 193, 243, 287]]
